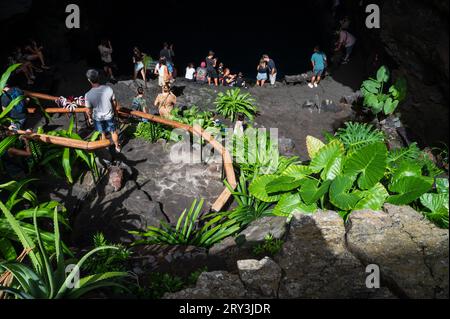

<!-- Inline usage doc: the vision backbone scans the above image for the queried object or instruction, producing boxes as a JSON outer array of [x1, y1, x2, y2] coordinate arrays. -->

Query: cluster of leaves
[[82, 233, 131, 274], [170, 106, 216, 129], [0, 203, 130, 299], [0, 64, 26, 127], [248, 122, 446, 227], [252, 234, 284, 257], [133, 121, 168, 143], [132, 267, 207, 299], [420, 178, 449, 228], [215, 88, 258, 122], [0, 178, 69, 261], [28, 116, 100, 184], [361, 66, 407, 116], [131, 199, 241, 248]]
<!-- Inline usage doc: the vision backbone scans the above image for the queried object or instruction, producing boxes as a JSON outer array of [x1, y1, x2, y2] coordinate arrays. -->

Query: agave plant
[[132, 199, 241, 248], [0, 204, 129, 299], [215, 88, 257, 122], [0, 178, 70, 261], [29, 116, 100, 184]]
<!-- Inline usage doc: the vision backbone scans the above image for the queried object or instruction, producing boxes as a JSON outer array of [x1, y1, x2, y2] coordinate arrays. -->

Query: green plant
[[0, 178, 70, 261], [221, 174, 273, 227], [248, 132, 438, 222], [252, 234, 284, 257], [0, 64, 26, 127], [420, 178, 449, 228], [215, 88, 257, 122], [132, 199, 241, 248], [361, 66, 407, 116], [0, 204, 129, 299], [134, 121, 166, 143], [30, 117, 100, 184], [82, 233, 131, 274], [333, 122, 386, 152]]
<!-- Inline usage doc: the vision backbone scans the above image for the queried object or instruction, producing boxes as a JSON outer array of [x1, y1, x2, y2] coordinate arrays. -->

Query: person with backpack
[[1, 83, 28, 130], [309, 46, 328, 88]]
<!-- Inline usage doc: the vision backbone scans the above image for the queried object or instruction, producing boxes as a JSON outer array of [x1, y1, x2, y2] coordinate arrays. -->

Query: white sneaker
[[314, 83, 318, 88], [308, 83, 314, 89]]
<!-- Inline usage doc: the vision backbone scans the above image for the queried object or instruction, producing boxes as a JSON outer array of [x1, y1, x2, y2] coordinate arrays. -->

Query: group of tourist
[[6, 39, 51, 86]]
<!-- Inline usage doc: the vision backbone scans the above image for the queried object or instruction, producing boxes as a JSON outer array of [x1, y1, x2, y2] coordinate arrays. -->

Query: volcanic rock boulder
[[346, 204, 449, 299], [237, 257, 282, 298]]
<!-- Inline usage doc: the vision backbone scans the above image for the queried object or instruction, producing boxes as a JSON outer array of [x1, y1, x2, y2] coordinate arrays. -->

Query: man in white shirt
[[85, 69, 121, 153], [335, 30, 357, 64]]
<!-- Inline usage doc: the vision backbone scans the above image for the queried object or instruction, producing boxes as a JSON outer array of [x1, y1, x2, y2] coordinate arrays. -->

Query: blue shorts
[[313, 68, 324, 77], [257, 72, 268, 81], [94, 118, 116, 133]]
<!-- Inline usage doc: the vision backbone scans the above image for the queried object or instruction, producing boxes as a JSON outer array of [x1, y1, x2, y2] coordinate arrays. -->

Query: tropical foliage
[[132, 199, 241, 248], [361, 66, 407, 116], [134, 121, 168, 143], [28, 117, 100, 184], [215, 88, 258, 122], [0, 178, 69, 261], [248, 123, 446, 226], [420, 178, 449, 228], [0, 64, 26, 127], [0, 205, 129, 299]]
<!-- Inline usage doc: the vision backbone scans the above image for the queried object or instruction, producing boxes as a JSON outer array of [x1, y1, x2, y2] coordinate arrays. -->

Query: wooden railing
[[21, 91, 236, 212]]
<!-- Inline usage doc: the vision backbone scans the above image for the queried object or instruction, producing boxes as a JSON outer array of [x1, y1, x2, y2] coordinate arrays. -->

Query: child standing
[[132, 87, 149, 121]]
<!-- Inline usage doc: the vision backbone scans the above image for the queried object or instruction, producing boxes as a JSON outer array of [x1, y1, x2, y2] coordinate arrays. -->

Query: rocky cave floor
[[26, 75, 449, 299]]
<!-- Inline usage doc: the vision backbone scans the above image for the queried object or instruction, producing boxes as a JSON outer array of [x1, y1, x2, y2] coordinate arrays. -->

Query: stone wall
[[165, 204, 449, 299]]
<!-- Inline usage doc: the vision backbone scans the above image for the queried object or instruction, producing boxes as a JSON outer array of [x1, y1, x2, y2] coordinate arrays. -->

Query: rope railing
[[21, 91, 236, 212]]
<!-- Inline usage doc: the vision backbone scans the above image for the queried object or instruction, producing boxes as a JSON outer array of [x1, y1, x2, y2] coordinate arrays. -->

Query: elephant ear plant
[[248, 122, 446, 226], [361, 65, 407, 117], [0, 203, 130, 299]]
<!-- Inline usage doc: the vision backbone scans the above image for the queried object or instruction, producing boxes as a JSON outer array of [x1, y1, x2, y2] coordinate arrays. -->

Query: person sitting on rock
[[222, 68, 237, 87], [195, 62, 208, 84], [154, 84, 177, 118], [185, 63, 196, 82], [236, 72, 247, 88], [309, 46, 327, 88], [23, 40, 51, 70]]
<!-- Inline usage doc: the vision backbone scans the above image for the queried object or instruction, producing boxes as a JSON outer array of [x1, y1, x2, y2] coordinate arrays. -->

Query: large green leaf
[[420, 193, 448, 213], [273, 193, 317, 216], [306, 136, 325, 160], [0, 135, 18, 157], [329, 175, 363, 211], [376, 66, 390, 83], [362, 79, 381, 94], [344, 142, 388, 190], [309, 140, 345, 175], [0, 64, 21, 93], [354, 183, 389, 211], [299, 179, 332, 205], [266, 176, 303, 194], [249, 175, 282, 203], [387, 176, 434, 205], [282, 165, 313, 179], [435, 178, 449, 195]]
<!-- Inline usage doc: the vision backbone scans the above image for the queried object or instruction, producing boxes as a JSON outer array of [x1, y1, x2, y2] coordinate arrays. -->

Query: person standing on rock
[[263, 54, 277, 87], [256, 59, 269, 87], [132, 47, 147, 86], [154, 57, 170, 87], [98, 39, 116, 82], [85, 69, 121, 153], [206, 51, 219, 86], [309, 46, 327, 88], [335, 29, 356, 64], [154, 84, 177, 118]]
